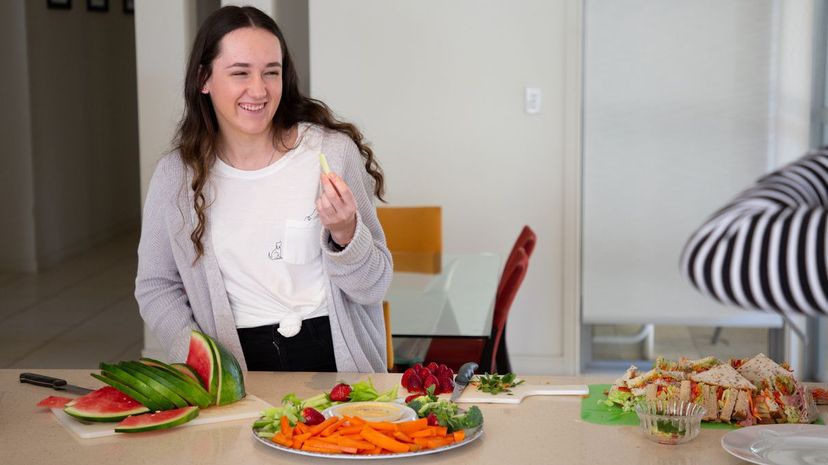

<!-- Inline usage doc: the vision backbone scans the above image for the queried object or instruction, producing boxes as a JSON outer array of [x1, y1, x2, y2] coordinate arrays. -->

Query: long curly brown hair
[[173, 6, 385, 259]]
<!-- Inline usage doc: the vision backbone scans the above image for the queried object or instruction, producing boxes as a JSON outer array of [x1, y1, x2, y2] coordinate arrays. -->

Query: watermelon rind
[[171, 362, 205, 386], [187, 331, 219, 405], [138, 358, 212, 407], [125, 361, 211, 409], [117, 362, 188, 409], [64, 386, 149, 422], [99, 363, 174, 411], [90, 373, 162, 412], [207, 337, 246, 406], [114, 406, 199, 433]]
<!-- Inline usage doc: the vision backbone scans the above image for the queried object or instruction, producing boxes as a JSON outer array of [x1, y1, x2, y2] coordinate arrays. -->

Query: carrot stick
[[308, 416, 339, 436], [360, 425, 410, 453], [397, 418, 428, 434], [368, 421, 397, 432], [347, 416, 366, 426], [393, 431, 415, 443], [320, 417, 348, 437], [291, 432, 312, 449], [338, 425, 362, 435], [271, 432, 292, 448], [301, 444, 342, 454], [280, 416, 293, 438], [294, 422, 309, 434], [430, 425, 448, 436], [336, 436, 376, 450], [426, 437, 453, 449], [410, 429, 435, 438], [453, 430, 465, 442]]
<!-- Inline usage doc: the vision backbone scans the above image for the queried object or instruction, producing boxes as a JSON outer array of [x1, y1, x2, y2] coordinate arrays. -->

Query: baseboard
[[510, 353, 576, 375]]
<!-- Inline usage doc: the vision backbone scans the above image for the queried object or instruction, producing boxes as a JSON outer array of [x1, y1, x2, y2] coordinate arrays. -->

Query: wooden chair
[[377, 206, 442, 273], [422, 226, 536, 373], [382, 301, 395, 372]]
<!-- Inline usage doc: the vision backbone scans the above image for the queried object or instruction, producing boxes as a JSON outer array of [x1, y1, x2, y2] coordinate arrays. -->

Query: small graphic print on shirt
[[305, 206, 318, 222], [268, 241, 283, 260]]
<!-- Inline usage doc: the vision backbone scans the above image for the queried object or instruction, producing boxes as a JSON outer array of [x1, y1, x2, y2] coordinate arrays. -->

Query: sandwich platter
[[603, 353, 820, 426]]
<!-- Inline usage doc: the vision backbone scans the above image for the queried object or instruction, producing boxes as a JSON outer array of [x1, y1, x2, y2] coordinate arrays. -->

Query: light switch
[[525, 87, 542, 114]]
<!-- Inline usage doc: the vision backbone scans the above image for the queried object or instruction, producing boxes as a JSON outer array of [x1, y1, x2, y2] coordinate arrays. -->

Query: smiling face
[[202, 27, 283, 143]]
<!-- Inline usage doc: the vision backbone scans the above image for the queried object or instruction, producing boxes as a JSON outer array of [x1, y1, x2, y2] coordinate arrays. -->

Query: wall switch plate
[[525, 87, 542, 114]]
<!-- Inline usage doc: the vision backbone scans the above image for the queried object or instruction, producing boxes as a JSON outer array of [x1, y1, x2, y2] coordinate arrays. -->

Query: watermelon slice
[[208, 336, 246, 406], [63, 386, 149, 422], [186, 331, 219, 401], [186, 331, 246, 406], [36, 396, 73, 409], [114, 406, 199, 433], [171, 362, 204, 386]]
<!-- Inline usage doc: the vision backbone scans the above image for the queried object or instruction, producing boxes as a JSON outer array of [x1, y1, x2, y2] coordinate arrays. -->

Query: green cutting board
[[581, 384, 823, 428]]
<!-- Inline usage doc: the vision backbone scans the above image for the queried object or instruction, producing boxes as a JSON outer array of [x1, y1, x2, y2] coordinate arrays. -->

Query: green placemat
[[581, 384, 734, 430]]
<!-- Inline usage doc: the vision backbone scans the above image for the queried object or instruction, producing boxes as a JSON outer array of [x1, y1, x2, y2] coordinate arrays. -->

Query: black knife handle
[[20, 372, 68, 389]]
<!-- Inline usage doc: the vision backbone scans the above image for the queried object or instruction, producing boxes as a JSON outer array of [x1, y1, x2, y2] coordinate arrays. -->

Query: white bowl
[[322, 401, 417, 423]]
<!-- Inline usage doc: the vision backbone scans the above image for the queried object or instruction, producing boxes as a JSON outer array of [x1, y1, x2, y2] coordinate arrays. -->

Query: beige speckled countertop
[[4, 370, 825, 465]]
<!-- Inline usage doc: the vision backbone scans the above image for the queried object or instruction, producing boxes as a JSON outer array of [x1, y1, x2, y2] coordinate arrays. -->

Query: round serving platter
[[251, 425, 483, 460]]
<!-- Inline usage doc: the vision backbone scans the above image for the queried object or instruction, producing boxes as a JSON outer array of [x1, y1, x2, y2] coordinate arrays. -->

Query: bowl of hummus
[[322, 401, 417, 423]]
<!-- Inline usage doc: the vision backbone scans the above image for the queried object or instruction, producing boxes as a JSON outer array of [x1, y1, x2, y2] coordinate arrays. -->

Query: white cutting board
[[454, 383, 589, 404], [51, 394, 271, 439]]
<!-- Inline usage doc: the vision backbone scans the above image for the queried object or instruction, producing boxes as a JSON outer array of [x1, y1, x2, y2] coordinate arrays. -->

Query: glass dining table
[[384, 253, 501, 363]]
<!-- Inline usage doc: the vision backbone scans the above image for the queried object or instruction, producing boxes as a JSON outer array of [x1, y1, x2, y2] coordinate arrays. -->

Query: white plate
[[721, 424, 828, 465], [251, 425, 483, 460], [322, 402, 417, 423]]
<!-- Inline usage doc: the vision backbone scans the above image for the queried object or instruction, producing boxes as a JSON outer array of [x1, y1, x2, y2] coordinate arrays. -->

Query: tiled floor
[[592, 324, 769, 363], [0, 232, 144, 369]]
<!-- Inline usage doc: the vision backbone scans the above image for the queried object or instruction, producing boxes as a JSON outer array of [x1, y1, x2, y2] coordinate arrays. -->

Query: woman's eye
[[232, 72, 248, 76], [265, 71, 280, 76]]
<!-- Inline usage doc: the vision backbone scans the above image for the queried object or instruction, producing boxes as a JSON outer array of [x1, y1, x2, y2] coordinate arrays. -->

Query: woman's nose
[[248, 74, 267, 98]]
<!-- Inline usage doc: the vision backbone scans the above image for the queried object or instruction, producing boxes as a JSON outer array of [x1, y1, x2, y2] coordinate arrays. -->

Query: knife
[[450, 362, 478, 402], [20, 372, 93, 395]]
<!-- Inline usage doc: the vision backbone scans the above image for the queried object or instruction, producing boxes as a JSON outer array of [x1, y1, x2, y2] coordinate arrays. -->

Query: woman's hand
[[317, 172, 357, 247]]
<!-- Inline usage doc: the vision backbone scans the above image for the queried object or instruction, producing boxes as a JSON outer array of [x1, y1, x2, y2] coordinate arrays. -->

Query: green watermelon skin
[[127, 361, 212, 409], [171, 362, 205, 386], [138, 358, 213, 407], [114, 406, 199, 433], [90, 373, 162, 412], [63, 386, 149, 422], [208, 337, 246, 406], [116, 362, 188, 409], [99, 363, 173, 411], [186, 331, 219, 405]]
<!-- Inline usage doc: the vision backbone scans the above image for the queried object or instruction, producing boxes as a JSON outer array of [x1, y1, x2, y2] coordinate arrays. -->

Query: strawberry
[[423, 374, 440, 392], [400, 367, 416, 389], [426, 412, 439, 426], [302, 407, 325, 426], [436, 363, 452, 378], [438, 375, 454, 394], [406, 373, 423, 392], [329, 383, 352, 402], [418, 367, 432, 381], [405, 393, 422, 403], [412, 363, 423, 372], [426, 362, 439, 373]]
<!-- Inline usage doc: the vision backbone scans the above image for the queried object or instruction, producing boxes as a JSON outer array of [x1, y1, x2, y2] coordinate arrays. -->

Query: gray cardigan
[[135, 127, 392, 372]]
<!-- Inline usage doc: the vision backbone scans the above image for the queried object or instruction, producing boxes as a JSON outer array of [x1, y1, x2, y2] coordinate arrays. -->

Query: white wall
[[0, 1, 37, 272], [309, 0, 582, 374], [25, 2, 140, 268]]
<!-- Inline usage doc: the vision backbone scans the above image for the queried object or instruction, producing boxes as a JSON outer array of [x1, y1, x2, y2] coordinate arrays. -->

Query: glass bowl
[[635, 400, 706, 445]]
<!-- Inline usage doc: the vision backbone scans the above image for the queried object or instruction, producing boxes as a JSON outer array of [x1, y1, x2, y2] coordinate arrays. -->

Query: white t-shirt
[[209, 124, 328, 329]]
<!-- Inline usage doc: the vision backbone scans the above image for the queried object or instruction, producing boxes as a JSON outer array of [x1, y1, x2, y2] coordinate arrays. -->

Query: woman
[[135, 6, 392, 373]]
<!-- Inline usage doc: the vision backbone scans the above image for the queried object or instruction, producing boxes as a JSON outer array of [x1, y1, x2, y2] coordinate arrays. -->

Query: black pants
[[237, 316, 337, 372]]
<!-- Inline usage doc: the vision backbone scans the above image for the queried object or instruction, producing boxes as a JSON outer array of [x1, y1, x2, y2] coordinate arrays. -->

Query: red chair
[[423, 226, 535, 373]]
